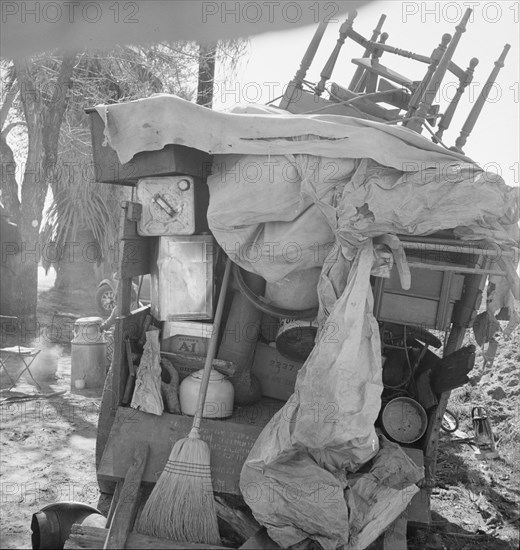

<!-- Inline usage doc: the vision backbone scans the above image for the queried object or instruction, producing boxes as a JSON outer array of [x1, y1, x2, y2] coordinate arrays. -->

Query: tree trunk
[[16, 96, 45, 328], [0, 131, 22, 224], [11, 53, 76, 325], [0, 207, 22, 316], [54, 228, 98, 292]]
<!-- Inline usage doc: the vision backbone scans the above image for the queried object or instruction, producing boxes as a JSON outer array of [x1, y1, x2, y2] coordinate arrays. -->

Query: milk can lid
[[75, 317, 103, 325]]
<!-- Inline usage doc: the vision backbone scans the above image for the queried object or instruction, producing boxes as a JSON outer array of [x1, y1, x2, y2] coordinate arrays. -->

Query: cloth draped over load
[[96, 95, 519, 548]]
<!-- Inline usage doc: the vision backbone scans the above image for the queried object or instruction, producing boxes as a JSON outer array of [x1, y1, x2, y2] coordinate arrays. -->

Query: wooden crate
[[98, 400, 284, 495], [86, 109, 212, 185], [378, 262, 465, 330]]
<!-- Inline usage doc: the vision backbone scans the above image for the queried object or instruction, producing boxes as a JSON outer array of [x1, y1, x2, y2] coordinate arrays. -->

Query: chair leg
[[0, 358, 17, 389], [20, 356, 42, 390]]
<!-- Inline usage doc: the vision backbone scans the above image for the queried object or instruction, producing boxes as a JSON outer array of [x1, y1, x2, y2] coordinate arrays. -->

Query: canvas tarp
[[96, 95, 518, 548]]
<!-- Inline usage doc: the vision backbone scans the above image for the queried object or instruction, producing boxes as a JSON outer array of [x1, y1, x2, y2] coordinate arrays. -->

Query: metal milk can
[[71, 317, 107, 391]]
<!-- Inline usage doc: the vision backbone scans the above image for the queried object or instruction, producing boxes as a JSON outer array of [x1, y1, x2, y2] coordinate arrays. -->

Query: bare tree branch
[[43, 50, 78, 165], [1, 121, 27, 139], [0, 80, 19, 131], [0, 134, 21, 223]]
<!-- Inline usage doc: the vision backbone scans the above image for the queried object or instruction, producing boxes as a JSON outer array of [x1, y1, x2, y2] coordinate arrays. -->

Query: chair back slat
[[454, 44, 510, 153], [434, 57, 478, 143], [407, 33, 451, 119], [279, 20, 329, 109], [278, 6, 509, 146], [406, 8, 472, 133], [348, 14, 386, 91], [353, 32, 389, 93], [315, 12, 357, 96]]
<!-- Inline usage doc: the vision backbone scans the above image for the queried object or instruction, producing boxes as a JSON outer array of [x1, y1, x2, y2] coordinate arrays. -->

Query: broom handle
[[190, 257, 233, 434]]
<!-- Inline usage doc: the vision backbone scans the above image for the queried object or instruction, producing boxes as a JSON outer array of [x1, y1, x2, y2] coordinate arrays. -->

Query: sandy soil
[[0, 288, 102, 550], [0, 289, 518, 549]]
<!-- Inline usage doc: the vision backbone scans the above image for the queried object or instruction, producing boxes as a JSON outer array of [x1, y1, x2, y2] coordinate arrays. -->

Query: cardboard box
[[251, 342, 304, 401], [161, 320, 214, 355]]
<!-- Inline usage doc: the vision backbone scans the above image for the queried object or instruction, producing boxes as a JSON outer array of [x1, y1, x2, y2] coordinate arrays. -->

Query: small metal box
[[151, 235, 215, 321], [136, 176, 198, 236]]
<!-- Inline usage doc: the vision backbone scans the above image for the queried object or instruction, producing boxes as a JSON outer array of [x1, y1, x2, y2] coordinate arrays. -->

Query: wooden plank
[[98, 403, 282, 495], [160, 351, 237, 380], [120, 239, 153, 279], [408, 262, 505, 276], [350, 58, 415, 88], [384, 263, 463, 299], [112, 307, 151, 415], [379, 261, 465, 330], [423, 270, 487, 485], [105, 481, 122, 528], [104, 442, 149, 549], [383, 510, 408, 550], [65, 524, 231, 549], [379, 293, 440, 329], [329, 82, 400, 120], [99, 305, 151, 475], [346, 485, 418, 550], [118, 202, 153, 280], [402, 239, 519, 261], [436, 271, 454, 330], [402, 448, 430, 526]]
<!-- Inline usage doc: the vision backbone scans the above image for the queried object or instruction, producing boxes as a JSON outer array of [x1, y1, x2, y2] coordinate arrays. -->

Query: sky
[[214, 0, 520, 188]]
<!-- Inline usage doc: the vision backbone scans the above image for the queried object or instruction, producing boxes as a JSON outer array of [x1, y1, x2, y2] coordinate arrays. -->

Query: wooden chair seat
[[1, 346, 39, 356], [350, 58, 416, 90]]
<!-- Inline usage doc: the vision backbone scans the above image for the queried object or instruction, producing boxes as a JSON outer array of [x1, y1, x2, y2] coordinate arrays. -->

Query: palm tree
[[0, 52, 77, 324], [40, 41, 248, 294]]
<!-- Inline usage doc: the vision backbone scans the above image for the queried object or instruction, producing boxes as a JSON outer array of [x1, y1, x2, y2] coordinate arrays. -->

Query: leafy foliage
[[34, 40, 247, 271]]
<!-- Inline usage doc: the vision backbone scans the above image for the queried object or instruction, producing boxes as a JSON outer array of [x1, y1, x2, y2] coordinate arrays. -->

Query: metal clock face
[[136, 177, 195, 235]]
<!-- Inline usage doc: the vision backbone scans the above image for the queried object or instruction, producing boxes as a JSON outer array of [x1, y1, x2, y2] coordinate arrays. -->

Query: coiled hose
[[232, 264, 318, 321]]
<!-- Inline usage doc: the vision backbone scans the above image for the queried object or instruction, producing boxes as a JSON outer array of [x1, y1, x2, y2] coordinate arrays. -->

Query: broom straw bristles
[[136, 435, 220, 545], [137, 258, 233, 546]]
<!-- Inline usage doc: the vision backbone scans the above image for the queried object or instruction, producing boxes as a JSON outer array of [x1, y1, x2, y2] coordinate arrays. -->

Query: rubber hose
[[233, 264, 318, 321]]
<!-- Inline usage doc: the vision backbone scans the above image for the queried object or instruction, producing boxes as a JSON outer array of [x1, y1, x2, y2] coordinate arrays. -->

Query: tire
[[96, 284, 116, 316], [441, 409, 459, 433]]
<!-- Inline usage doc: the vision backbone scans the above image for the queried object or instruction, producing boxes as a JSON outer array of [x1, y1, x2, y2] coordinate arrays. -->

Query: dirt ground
[[0, 288, 518, 549], [0, 288, 103, 550]]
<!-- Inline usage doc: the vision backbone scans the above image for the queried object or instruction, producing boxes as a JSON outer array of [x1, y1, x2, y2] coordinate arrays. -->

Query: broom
[[137, 257, 233, 545]]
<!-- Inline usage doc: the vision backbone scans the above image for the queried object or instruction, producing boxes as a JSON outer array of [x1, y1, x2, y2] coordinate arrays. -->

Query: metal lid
[[381, 397, 427, 443], [276, 319, 318, 363], [72, 317, 105, 344], [74, 317, 103, 326]]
